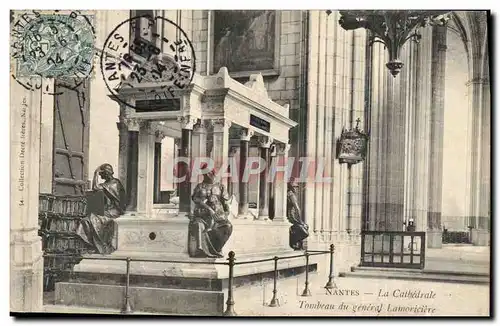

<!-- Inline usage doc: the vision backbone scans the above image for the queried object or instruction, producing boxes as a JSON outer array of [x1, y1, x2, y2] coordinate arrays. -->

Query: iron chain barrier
[[44, 244, 336, 316]]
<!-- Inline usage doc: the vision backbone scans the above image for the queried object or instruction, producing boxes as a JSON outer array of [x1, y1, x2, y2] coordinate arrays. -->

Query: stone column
[[427, 26, 447, 248], [10, 80, 44, 312], [477, 74, 491, 244], [228, 146, 239, 198], [211, 118, 231, 188], [125, 118, 140, 212], [116, 118, 129, 188], [257, 136, 273, 220], [191, 121, 207, 188], [238, 128, 254, 216], [153, 130, 166, 204], [409, 27, 432, 234], [178, 116, 196, 213], [269, 145, 276, 219], [466, 76, 490, 246], [366, 44, 407, 231], [136, 121, 155, 215], [272, 143, 290, 222]]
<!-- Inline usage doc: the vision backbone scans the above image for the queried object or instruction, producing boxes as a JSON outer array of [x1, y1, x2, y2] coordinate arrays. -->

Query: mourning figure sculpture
[[189, 166, 233, 258], [76, 163, 127, 254], [287, 181, 309, 250]]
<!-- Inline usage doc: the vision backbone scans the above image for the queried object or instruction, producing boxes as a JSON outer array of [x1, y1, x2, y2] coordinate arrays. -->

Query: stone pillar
[[136, 121, 155, 215], [178, 116, 196, 213], [257, 136, 273, 220], [125, 118, 140, 212], [174, 137, 181, 195], [272, 143, 290, 222], [427, 26, 447, 248], [409, 27, 432, 235], [153, 130, 166, 204], [238, 128, 254, 216], [467, 77, 490, 246], [268, 144, 276, 219], [366, 44, 407, 231], [211, 118, 231, 188], [476, 72, 490, 245], [116, 118, 129, 188], [10, 80, 44, 312], [228, 146, 239, 198], [191, 121, 207, 187]]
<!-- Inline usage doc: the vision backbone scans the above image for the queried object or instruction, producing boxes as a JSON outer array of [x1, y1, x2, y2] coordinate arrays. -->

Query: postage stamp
[[99, 14, 196, 110], [10, 10, 96, 94]]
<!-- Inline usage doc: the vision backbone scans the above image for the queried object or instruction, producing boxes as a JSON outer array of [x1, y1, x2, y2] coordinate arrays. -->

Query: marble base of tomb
[[426, 230, 442, 248], [54, 215, 316, 315], [111, 215, 294, 256]]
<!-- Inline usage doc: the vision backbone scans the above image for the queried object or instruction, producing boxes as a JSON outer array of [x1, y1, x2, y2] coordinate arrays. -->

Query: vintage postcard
[[9, 8, 491, 317]]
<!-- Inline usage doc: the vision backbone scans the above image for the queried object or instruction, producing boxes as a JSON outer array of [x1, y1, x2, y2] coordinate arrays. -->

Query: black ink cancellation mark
[[100, 14, 196, 110]]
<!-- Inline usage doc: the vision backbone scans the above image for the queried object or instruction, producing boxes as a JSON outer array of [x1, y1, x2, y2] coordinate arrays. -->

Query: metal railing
[[44, 244, 335, 316], [360, 231, 426, 269], [442, 230, 471, 244]]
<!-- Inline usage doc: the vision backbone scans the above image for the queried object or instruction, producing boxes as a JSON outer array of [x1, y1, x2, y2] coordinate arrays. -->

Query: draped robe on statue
[[287, 186, 309, 250], [189, 182, 233, 258], [76, 178, 127, 254]]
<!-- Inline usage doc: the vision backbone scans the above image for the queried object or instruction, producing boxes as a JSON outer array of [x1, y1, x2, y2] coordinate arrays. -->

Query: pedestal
[[471, 229, 490, 246], [426, 230, 442, 248], [54, 215, 311, 315]]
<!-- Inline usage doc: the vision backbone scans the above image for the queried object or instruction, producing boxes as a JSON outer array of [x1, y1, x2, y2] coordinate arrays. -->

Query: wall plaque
[[135, 99, 181, 112], [250, 114, 270, 132]]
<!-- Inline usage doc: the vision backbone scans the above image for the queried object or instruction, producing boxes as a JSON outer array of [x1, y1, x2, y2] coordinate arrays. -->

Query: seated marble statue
[[76, 164, 127, 254], [188, 166, 233, 258], [287, 180, 309, 250]]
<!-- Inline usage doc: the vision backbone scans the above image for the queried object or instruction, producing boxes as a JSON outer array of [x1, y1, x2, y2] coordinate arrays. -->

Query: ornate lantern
[[326, 10, 450, 77], [336, 118, 369, 165]]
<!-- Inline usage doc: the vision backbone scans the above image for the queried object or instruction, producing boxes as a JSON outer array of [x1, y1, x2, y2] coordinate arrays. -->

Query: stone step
[[43, 304, 163, 315], [339, 267, 490, 285], [352, 266, 490, 277]]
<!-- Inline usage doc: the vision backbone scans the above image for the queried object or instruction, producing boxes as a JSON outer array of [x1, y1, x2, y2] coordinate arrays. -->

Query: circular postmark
[[10, 10, 96, 95], [100, 14, 196, 110]]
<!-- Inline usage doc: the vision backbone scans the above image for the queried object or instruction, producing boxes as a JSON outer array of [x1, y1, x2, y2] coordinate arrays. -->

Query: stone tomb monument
[[55, 66, 316, 314]]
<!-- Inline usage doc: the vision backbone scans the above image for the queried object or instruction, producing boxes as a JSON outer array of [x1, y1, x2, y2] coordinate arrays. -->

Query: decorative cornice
[[229, 146, 239, 156], [202, 88, 230, 102], [276, 143, 291, 155], [225, 88, 297, 129], [193, 120, 206, 133], [116, 121, 127, 132], [155, 130, 166, 143], [239, 128, 255, 141], [212, 118, 232, 132], [258, 136, 273, 148], [125, 118, 141, 132], [177, 115, 197, 130]]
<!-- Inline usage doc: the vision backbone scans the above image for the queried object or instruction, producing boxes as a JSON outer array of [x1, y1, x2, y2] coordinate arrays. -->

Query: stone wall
[[182, 10, 365, 269], [88, 10, 129, 179]]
